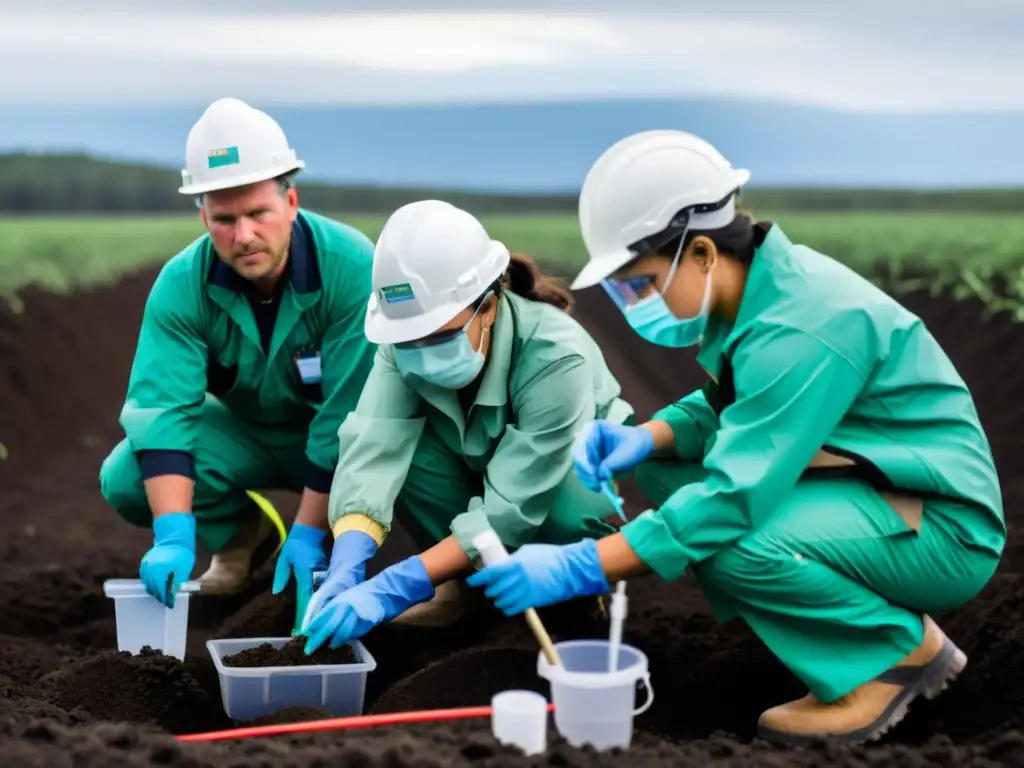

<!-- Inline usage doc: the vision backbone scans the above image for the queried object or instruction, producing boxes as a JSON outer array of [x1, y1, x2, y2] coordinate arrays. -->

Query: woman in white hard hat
[[468, 130, 1005, 744], [301, 199, 634, 652]]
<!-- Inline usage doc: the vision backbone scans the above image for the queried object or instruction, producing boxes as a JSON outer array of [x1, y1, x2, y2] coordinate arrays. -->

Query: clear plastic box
[[206, 636, 378, 722], [102, 578, 201, 661]]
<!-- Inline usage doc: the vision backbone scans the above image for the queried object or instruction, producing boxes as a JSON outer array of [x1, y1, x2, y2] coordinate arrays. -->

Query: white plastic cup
[[537, 639, 654, 751], [103, 578, 201, 660], [491, 690, 549, 756]]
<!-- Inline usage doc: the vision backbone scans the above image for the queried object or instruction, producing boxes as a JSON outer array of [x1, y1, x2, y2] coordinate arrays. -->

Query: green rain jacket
[[622, 222, 1004, 581], [327, 290, 634, 558], [118, 209, 376, 493]]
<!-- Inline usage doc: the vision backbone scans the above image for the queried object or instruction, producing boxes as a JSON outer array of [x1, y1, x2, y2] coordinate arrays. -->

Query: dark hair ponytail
[[501, 252, 574, 313]]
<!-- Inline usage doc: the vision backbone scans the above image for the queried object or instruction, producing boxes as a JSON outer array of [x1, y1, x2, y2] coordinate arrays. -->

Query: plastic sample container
[[491, 690, 549, 755], [102, 578, 201, 661], [206, 637, 378, 722], [537, 639, 654, 751]]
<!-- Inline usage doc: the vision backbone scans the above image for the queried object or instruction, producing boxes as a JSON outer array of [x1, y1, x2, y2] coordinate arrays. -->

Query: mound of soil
[[223, 637, 359, 668], [2, 269, 1024, 766], [0, 634, 74, 697], [371, 646, 547, 714], [214, 586, 297, 639], [31, 647, 217, 735]]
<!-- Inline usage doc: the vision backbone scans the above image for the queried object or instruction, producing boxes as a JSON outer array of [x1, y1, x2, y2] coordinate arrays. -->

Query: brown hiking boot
[[757, 615, 967, 745], [388, 578, 489, 628], [197, 503, 285, 596]]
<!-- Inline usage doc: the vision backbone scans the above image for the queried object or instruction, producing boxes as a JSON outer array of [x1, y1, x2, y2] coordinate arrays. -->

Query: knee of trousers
[[695, 533, 792, 597], [99, 445, 152, 527]]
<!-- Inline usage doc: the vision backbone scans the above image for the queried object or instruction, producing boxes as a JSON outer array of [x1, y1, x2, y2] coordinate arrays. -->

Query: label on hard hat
[[207, 146, 240, 169], [380, 283, 415, 304]]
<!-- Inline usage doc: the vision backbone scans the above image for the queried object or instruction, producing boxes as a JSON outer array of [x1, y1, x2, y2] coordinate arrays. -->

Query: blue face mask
[[393, 301, 490, 389], [603, 267, 713, 349], [624, 268, 712, 348]]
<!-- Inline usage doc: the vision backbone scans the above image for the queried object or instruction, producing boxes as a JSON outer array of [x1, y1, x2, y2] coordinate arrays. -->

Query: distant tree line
[[0, 153, 1021, 215]]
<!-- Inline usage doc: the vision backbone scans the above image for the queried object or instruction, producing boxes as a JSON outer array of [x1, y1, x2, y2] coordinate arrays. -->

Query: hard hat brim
[[364, 298, 475, 346], [178, 161, 305, 196], [570, 247, 636, 290]]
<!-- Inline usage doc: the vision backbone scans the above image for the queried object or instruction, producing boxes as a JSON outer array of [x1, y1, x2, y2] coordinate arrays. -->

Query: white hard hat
[[178, 97, 305, 195], [572, 130, 751, 290], [365, 200, 511, 345]]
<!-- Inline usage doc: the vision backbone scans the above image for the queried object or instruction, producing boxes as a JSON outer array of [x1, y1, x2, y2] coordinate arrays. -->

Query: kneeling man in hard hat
[[99, 98, 377, 628]]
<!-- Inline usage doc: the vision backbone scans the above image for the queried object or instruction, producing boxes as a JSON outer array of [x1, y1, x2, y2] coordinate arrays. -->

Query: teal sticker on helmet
[[207, 146, 240, 169], [380, 283, 415, 304]]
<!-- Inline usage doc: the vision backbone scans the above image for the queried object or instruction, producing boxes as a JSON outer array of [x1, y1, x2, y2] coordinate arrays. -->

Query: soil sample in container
[[222, 636, 359, 668]]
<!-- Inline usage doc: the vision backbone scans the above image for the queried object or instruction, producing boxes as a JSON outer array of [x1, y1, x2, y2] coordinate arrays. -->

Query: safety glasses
[[394, 325, 465, 350], [600, 275, 657, 312], [394, 292, 493, 350]]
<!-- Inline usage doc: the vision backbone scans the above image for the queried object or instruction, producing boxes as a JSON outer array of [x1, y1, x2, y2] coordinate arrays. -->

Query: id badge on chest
[[294, 349, 323, 385]]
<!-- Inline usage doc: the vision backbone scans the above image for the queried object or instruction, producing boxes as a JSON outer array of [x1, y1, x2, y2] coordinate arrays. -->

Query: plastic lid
[[103, 578, 202, 598]]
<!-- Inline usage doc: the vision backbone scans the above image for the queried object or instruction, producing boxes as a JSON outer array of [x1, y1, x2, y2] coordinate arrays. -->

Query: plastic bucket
[[537, 639, 653, 751]]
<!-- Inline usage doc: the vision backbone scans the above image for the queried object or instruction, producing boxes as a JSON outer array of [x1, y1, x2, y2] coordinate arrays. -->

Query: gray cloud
[[0, 4, 1019, 111], [3, 0, 1023, 15]]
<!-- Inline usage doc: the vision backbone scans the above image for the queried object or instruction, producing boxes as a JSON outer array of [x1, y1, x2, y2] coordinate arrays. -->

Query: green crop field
[[2, 211, 1024, 317]]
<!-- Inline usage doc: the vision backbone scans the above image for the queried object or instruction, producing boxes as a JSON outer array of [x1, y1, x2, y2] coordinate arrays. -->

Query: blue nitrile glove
[[573, 420, 655, 491], [297, 530, 379, 632], [272, 523, 330, 634], [139, 513, 196, 608], [466, 539, 609, 616], [302, 555, 435, 653]]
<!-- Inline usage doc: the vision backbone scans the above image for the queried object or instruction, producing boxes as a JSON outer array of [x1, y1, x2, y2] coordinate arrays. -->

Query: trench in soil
[[2, 270, 1024, 767]]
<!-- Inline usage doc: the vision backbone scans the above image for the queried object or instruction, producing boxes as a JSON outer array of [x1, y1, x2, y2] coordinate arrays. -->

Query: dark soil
[[222, 637, 359, 668], [31, 647, 219, 735], [2, 269, 1024, 766], [370, 646, 549, 714]]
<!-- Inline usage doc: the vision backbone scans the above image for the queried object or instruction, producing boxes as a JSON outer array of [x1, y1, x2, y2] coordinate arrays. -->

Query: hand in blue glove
[[573, 420, 655, 491], [272, 523, 330, 634], [466, 539, 609, 616], [297, 530, 379, 632], [139, 513, 196, 608], [302, 555, 435, 653]]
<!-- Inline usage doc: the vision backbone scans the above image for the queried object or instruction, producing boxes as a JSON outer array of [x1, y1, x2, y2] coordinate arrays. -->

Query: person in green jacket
[[467, 130, 1005, 745], [300, 199, 634, 652], [99, 97, 377, 624]]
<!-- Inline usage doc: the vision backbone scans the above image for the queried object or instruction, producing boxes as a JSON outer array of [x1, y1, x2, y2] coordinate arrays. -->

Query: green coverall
[[99, 210, 377, 553], [620, 223, 1005, 702], [329, 290, 635, 560]]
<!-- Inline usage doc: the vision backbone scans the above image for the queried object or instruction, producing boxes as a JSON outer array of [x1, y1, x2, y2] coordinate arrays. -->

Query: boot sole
[[757, 632, 968, 746]]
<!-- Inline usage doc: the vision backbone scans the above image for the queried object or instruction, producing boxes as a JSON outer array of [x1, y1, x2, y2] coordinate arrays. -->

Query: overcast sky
[[0, 1, 1020, 112]]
